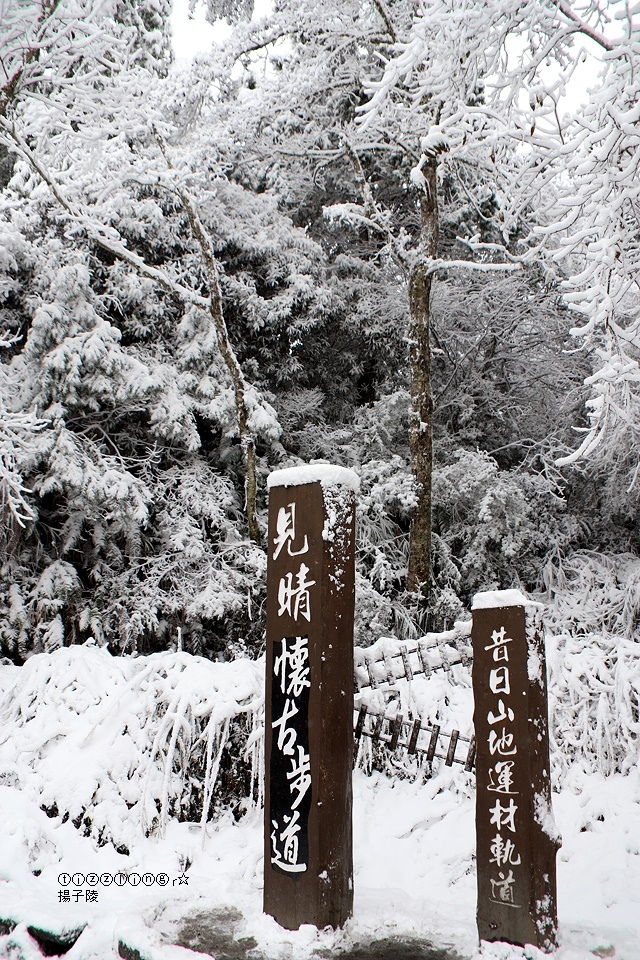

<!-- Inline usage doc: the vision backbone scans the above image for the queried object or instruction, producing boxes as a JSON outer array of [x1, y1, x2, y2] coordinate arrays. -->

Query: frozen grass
[[544, 551, 640, 777]]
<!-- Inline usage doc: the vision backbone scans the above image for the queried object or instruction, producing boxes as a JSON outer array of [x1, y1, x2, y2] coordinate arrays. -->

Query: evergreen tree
[[2, 0, 638, 658], [200, 0, 640, 613], [0, 0, 329, 656]]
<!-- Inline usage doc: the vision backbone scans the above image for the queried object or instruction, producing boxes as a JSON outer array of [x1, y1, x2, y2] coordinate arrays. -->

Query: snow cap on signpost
[[471, 588, 560, 952], [264, 463, 359, 931]]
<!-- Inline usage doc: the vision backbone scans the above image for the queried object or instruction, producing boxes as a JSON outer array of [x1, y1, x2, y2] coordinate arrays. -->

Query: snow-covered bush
[[544, 552, 640, 778], [0, 586, 637, 863], [432, 449, 581, 607], [0, 645, 264, 852]]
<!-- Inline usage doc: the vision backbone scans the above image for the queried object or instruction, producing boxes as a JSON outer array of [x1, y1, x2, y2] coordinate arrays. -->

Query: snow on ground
[[0, 647, 639, 960]]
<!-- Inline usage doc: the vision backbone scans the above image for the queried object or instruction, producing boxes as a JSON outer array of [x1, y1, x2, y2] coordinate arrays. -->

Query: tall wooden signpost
[[264, 464, 359, 931], [471, 590, 560, 953]]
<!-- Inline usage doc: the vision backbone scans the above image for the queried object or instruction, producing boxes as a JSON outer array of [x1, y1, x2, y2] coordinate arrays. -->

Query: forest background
[[1, 0, 640, 696]]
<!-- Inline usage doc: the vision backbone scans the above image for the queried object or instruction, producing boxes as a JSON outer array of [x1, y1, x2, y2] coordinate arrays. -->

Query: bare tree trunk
[[407, 156, 439, 607]]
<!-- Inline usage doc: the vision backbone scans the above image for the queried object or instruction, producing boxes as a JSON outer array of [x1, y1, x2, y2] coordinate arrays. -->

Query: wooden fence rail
[[354, 623, 472, 693], [353, 701, 476, 771]]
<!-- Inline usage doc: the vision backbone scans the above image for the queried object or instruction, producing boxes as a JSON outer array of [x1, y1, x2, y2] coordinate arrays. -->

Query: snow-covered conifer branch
[[1, 125, 210, 308], [0, 400, 48, 538]]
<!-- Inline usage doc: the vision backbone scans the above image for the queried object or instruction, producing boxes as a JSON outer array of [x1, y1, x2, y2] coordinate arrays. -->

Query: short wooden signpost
[[264, 464, 359, 930], [471, 589, 560, 952]]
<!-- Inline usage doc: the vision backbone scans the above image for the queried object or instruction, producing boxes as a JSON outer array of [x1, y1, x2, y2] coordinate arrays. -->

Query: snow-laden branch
[[2, 124, 210, 310], [425, 258, 522, 277], [0, 401, 49, 530], [0, 0, 122, 121], [553, 0, 615, 50]]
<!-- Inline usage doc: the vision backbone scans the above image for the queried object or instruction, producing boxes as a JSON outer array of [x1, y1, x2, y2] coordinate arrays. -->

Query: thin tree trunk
[[407, 156, 439, 607], [343, 138, 439, 607], [156, 135, 262, 545], [176, 187, 262, 546]]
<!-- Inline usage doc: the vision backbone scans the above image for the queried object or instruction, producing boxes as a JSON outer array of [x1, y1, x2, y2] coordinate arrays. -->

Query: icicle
[[200, 716, 231, 844]]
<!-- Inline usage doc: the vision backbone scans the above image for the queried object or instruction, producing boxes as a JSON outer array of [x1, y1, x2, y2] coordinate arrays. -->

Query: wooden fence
[[354, 622, 472, 693], [353, 701, 476, 770], [353, 621, 475, 771]]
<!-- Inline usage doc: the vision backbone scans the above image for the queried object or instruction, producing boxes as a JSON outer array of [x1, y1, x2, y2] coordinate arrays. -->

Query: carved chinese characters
[[264, 467, 358, 931], [484, 625, 523, 911], [472, 594, 559, 952], [270, 634, 312, 874], [272, 501, 309, 561]]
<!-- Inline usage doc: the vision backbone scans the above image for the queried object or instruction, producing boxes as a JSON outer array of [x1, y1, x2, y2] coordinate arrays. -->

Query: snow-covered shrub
[[544, 552, 640, 777], [0, 645, 264, 852], [432, 450, 581, 607], [0, 461, 267, 660]]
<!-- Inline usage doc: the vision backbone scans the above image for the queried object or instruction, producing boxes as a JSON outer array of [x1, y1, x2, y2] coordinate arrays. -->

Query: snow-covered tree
[[3, 0, 638, 657], [0, 0, 290, 546], [360, 0, 640, 505], [0, 0, 334, 656], [184, 0, 529, 608], [205, 0, 640, 603]]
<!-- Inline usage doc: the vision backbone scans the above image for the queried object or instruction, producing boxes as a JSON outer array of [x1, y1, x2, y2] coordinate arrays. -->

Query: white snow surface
[[471, 589, 543, 610], [0, 646, 639, 960], [267, 463, 360, 492]]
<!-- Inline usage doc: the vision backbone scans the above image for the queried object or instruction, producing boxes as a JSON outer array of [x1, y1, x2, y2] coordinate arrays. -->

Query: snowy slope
[[0, 646, 638, 960]]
